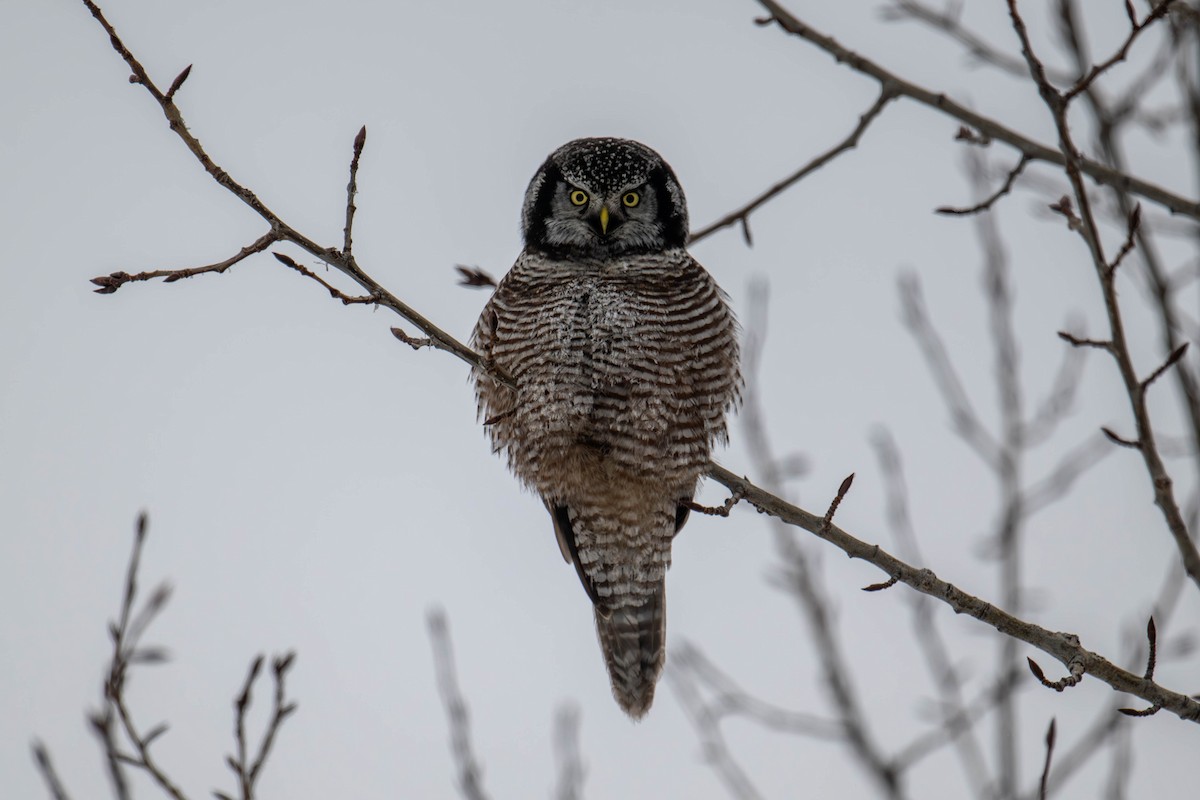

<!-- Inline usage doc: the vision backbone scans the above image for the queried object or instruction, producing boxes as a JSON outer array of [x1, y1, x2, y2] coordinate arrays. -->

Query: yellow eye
[[622, 191, 640, 208], [569, 190, 589, 206]]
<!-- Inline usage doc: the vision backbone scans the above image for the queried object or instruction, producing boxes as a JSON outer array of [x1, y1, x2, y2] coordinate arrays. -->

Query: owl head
[[521, 137, 689, 258]]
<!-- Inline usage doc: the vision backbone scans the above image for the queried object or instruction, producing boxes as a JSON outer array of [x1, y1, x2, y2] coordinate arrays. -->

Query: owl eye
[[569, 189, 589, 206], [622, 192, 640, 208]]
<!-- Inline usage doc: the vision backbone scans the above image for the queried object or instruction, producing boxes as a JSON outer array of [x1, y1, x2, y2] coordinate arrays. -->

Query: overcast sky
[[3, 1, 1198, 798]]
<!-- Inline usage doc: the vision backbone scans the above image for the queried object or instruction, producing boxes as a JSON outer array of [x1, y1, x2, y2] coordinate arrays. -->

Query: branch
[[427, 608, 491, 800], [219, 653, 299, 800], [343, 125, 366, 256], [1062, 1, 1177, 102], [79, 0, 496, 381], [688, 88, 896, 244], [552, 705, 585, 800], [936, 154, 1031, 216], [754, 0, 1200, 220], [1003, 0, 1200, 593], [31, 741, 73, 800], [90, 231, 281, 294], [881, 0, 1075, 83], [99, 513, 190, 800], [703, 463, 1200, 723], [1037, 719, 1057, 800]]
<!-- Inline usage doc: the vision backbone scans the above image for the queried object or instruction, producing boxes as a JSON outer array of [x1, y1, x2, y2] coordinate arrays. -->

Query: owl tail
[[594, 584, 666, 719]]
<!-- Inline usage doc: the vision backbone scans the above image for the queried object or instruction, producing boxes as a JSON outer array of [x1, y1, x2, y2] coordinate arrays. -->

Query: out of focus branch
[[31, 742, 73, 800], [552, 704, 585, 800], [881, 0, 1072, 83], [216, 653, 299, 800], [428, 609, 491, 800], [737, 281, 905, 799]]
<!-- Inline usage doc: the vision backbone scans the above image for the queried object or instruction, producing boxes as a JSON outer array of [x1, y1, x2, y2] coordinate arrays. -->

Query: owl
[[471, 138, 740, 718]]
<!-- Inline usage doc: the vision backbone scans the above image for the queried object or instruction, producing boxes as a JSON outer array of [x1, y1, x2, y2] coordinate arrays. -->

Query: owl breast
[[473, 249, 738, 501]]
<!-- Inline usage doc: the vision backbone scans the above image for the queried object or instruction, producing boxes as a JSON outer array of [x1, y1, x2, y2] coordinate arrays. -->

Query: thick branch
[[703, 463, 1200, 723]]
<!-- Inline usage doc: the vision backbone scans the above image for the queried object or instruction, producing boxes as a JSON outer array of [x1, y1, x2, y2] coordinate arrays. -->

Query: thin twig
[[97, 514, 190, 800], [1038, 718, 1057, 800], [689, 88, 897, 244], [343, 126, 367, 256], [1062, 1, 1177, 102], [91, 231, 281, 294], [273, 252, 379, 305], [936, 154, 1031, 216]]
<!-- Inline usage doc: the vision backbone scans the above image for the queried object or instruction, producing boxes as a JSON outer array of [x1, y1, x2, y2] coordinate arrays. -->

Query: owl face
[[521, 138, 689, 258]]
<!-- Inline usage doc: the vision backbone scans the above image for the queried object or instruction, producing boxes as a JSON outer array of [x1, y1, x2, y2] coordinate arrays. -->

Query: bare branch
[[223, 652, 299, 800], [1140, 343, 1190, 394], [882, 0, 1074, 83], [688, 88, 897, 244], [79, 0, 494, 376], [862, 575, 900, 592], [704, 463, 1200, 723], [391, 327, 435, 351], [31, 741, 72, 800], [1057, 330, 1113, 351], [1062, 1, 1177, 102], [552, 705, 584, 800], [1038, 718, 1057, 800], [164, 64, 191, 102], [898, 273, 1000, 468], [1027, 655, 1085, 692], [343, 125, 367, 256], [1003, 0, 1200, 593], [428, 608, 491, 800], [273, 252, 380, 305], [667, 648, 766, 800], [936, 154, 1031, 216], [755, 0, 1200, 220], [1108, 204, 1142, 275], [90, 231, 281, 294], [1101, 426, 1143, 450], [96, 514, 191, 800], [820, 473, 855, 535]]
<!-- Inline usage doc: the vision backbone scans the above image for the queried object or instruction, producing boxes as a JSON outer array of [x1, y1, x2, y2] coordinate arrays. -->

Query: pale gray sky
[[3, 1, 1197, 798]]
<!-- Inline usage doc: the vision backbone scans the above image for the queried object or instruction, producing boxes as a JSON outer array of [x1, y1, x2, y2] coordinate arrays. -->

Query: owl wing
[[547, 502, 601, 605]]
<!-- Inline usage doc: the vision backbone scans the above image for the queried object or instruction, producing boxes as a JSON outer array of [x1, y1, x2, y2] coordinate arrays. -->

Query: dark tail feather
[[594, 584, 666, 719]]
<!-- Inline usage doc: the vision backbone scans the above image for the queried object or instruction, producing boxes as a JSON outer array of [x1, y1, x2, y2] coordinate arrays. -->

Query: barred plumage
[[472, 138, 740, 717]]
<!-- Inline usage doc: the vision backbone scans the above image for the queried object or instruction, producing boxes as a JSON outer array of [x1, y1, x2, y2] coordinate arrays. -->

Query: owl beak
[[598, 206, 610, 235]]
